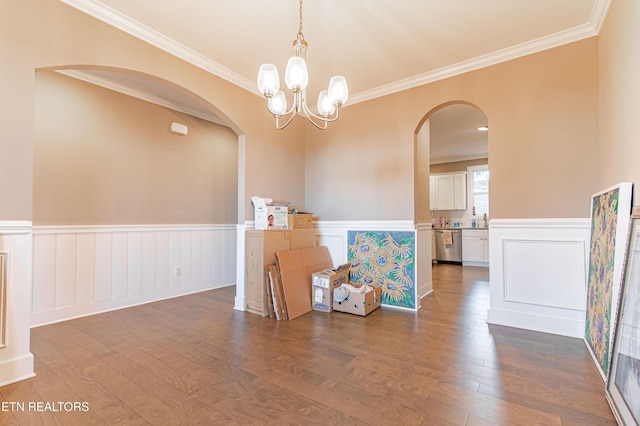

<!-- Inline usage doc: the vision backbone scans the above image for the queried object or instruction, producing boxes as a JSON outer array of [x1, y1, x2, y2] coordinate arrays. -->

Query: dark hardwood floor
[[1, 264, 615, 425]]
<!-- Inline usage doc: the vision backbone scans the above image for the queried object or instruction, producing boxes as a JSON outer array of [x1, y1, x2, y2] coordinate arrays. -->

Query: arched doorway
[[414, 101, 489, 301]]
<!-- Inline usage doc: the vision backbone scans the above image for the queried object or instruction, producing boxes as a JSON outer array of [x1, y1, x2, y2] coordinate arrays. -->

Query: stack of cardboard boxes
[[250, 196, 381, 318]]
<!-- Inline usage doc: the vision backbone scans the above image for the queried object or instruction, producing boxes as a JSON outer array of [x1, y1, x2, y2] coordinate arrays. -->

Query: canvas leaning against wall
[[585, 182, 633, 381], [606, 211, 640, 425], [347, 231, 416, 310]]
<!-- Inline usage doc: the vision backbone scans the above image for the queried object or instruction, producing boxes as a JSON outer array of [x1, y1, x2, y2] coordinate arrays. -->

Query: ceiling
[[56, 0, 609, 161]]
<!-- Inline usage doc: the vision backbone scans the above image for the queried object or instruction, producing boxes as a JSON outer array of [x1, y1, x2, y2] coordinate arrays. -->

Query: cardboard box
[[276, 246, 333, 320], [245, 229, 315, 317], [311, 263, 351, 312], [288, 213, 313, 229], [333, 283, 382, 316], [251, 197, 289, 230]]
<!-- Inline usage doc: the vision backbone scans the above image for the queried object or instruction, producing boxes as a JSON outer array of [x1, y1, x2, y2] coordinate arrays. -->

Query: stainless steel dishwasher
[[435, 229, 462, 263]]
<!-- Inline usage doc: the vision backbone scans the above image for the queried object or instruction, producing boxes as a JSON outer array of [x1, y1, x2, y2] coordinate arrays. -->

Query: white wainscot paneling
[[415, 224, 434, 303], [503, 239, 585, 310], [0, 222, 35, 386], [488, 219, 590, 338], [31, 224, 237, 327]]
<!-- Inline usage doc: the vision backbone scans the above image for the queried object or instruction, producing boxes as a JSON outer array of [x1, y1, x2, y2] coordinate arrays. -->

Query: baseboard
[[0, 354, 36, 387], [487, 307, 584, 338]]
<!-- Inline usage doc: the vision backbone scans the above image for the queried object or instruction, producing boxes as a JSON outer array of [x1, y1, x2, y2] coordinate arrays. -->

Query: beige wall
[[0, 0, 305, 223], [0, 1, 614, 225], [306, 38, 599, 220], [598, 0, 640, 195], [34, 71, 238, 225]]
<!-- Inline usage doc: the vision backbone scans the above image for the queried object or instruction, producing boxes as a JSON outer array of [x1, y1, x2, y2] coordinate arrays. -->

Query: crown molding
[[60, 0, 610, 107], [349, 20, 603, 105], [58, 0, 259, 96]]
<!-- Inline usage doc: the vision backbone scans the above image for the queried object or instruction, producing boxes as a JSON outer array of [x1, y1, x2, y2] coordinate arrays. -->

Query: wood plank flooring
[[1, 264, 615, 425]]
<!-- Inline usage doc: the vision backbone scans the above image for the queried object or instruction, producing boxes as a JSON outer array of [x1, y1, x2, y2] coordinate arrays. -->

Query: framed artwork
[[585, 182, 633, 381], [347, 230, 416, 310], [606, 210, 640, 425]]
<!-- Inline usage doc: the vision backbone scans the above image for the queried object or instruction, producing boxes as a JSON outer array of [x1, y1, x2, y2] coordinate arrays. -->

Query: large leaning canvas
[[585, 182, 633, 381], [347, 230, 416, 310], [606, 210, 640, 425]]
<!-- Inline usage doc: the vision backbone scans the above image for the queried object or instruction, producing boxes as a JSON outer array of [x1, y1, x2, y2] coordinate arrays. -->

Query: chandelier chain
[[297, 0, 304, 40]]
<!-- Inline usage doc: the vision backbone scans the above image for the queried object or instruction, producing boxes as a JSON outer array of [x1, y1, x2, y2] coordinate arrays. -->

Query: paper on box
[[251, 197, 290, 230], [311, 263, 350, 313]]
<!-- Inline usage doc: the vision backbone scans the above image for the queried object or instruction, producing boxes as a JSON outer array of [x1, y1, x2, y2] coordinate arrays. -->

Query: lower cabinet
[[462, 229, 489, 267]]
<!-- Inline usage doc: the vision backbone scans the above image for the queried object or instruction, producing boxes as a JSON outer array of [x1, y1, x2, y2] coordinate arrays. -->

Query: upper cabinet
[[430, 172, 466, 210]]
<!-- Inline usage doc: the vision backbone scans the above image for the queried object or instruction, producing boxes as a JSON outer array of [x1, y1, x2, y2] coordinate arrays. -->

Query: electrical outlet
[[174, 265, 182, 277]]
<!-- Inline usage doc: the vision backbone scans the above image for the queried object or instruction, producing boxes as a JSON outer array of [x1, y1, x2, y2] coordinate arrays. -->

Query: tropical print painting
[[347, 231, 416, 309], [586, 187, 620, 375]]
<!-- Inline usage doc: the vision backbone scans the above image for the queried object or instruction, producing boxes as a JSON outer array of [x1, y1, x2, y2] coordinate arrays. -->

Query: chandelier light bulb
[[268, 91, 287, 116], [257, 64, 280, 97], [317, 90, 336, 117], [328, 76, 348, 107], [284, 57, 308, 91]]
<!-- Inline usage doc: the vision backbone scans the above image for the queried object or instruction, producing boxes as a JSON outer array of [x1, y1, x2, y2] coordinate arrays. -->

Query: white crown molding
[[348, 19, 603, 106], [58, 0, 259, 96], [60, 0, 610, 106]]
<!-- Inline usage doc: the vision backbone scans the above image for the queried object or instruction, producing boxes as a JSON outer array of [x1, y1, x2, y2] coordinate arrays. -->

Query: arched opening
[[415, 101, 489, 301], [31, 66, 244, 325]]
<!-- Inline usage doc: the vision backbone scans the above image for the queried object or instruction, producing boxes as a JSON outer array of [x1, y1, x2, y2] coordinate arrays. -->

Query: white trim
[[58, 0, 256, 95], [33, 223, 235, 234], [315, 220, 416, 232], [31, 285, 233, 328], [234, 223, 247, 311], [490, 218, 590, 229], [0, 354, 36, 387], [347, 15, 605, 106], [0, 221, 32, 235], [488, 218, 590, 338], [58, 0, 610, 106]]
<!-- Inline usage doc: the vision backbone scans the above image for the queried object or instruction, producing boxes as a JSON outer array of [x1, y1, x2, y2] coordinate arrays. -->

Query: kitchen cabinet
[[462, 229, 489, 267], [430, 172, 466, 210]]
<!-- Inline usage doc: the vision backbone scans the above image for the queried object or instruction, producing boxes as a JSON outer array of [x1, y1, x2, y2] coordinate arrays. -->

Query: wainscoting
[[488, 218, 590, 338], [31, 224, 236, 327], [0, 221, 35, 386]]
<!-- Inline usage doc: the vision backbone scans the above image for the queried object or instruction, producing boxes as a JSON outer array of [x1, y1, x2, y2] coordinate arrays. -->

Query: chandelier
[[257, 0, 348, 130]]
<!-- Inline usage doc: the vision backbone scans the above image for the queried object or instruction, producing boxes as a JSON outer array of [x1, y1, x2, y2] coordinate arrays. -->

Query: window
[[468, 165, 489, 217]]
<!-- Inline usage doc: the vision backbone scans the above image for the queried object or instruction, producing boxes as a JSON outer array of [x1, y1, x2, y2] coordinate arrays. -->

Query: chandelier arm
[[274, 110, 298, 130], [301, 101, 340, 123]]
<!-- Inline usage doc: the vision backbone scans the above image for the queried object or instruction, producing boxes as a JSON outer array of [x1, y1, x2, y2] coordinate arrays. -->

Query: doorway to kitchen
[[416, 102, 489, 273]]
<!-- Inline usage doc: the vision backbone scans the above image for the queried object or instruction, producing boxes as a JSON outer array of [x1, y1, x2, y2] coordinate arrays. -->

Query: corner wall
[[598, 0, 640, 192]]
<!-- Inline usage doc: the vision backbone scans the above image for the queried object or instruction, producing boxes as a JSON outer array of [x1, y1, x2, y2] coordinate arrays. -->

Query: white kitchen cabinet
[[430, 172, 466, 210], [462, 229, 489, 267]]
